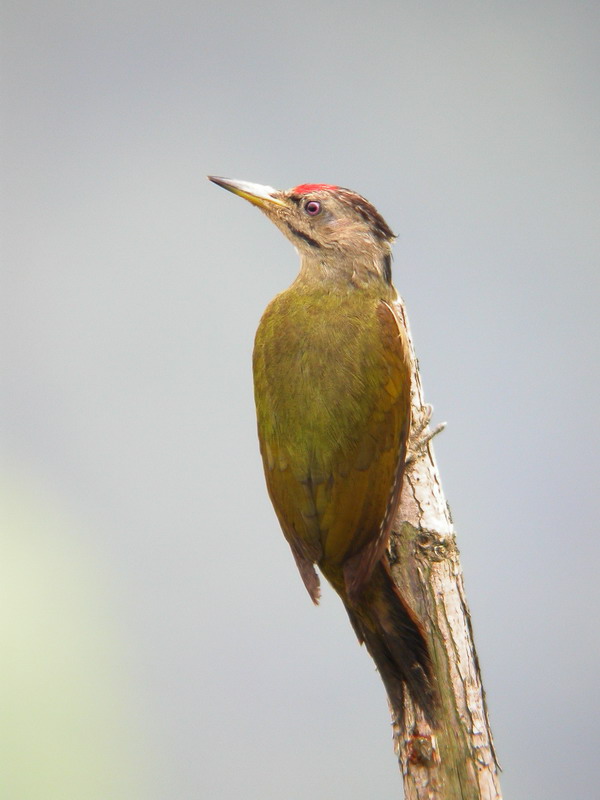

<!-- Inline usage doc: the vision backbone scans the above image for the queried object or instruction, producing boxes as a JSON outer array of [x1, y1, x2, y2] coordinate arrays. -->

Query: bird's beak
[[208, 176, 286, 209]]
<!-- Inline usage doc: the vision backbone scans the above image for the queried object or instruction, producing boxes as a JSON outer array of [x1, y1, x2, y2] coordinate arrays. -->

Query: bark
[[389, 298, 502, 800]]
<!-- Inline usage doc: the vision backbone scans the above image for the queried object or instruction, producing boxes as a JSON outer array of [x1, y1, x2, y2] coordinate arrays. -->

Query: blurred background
[[2, 1, 599, 798]]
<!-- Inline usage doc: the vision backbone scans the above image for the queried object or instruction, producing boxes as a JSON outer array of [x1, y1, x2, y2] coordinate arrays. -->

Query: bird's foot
[[406, 404, 446, 465]]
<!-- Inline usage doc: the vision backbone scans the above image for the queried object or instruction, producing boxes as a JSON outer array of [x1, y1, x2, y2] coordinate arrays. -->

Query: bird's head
[[209, 176, 396, 286]]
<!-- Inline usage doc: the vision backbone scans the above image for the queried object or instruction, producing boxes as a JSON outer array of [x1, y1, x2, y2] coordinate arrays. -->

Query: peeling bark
[[389, 298, 502, 800]]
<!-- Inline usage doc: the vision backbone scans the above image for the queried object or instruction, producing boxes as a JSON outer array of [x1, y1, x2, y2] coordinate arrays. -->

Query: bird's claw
[[406, 405, 446, 465]]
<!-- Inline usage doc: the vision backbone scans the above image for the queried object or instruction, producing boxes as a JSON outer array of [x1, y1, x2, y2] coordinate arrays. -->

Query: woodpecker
[[209, 176, 436, 722]]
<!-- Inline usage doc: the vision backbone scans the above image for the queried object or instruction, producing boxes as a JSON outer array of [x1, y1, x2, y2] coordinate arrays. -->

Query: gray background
[[2, 2, 599, 798]]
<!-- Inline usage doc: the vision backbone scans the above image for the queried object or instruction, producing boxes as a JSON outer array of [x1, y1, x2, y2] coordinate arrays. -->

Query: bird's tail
[[344, 559, 436, 724]]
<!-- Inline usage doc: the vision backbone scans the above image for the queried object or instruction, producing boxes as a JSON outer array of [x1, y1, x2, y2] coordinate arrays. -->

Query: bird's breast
[[253, 288, 388, 481]]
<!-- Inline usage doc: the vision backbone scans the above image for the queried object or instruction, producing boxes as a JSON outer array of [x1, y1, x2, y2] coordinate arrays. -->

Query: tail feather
[[344, 559, 436, 724]]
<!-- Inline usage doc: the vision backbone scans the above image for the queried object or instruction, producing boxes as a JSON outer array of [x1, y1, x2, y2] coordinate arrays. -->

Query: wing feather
[[253, 291, 411, 603]]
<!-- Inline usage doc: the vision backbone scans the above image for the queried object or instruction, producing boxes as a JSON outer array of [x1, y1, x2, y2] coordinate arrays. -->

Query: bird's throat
[[296, 250, 392, 290]]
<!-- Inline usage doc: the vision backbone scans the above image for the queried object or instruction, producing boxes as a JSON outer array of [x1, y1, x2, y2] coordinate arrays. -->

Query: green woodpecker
[[209, 176, 435, 722]]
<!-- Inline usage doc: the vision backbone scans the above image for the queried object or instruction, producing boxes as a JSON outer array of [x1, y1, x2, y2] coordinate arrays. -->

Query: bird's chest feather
[[253, 289, 387, 476]]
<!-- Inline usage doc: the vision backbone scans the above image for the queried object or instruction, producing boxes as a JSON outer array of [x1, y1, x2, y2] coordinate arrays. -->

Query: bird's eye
[[304, 200, 321, 216]]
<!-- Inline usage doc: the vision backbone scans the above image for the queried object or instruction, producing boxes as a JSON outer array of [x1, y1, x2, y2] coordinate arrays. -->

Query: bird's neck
[[294, 249, 392, 292]]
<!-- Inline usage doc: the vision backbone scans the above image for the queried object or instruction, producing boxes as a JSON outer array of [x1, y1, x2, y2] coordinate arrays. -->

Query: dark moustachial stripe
[[286, 222, 321, 248]]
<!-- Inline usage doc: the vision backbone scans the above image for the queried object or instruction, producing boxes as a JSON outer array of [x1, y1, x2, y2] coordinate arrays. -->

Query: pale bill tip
[[208, 176, 283, 205]]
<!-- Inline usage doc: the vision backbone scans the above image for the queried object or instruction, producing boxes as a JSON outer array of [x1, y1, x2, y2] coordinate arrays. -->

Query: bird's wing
[[316, 299, 411, 600], [254, 296, 410, 604], [258, 434, 323, 604]]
